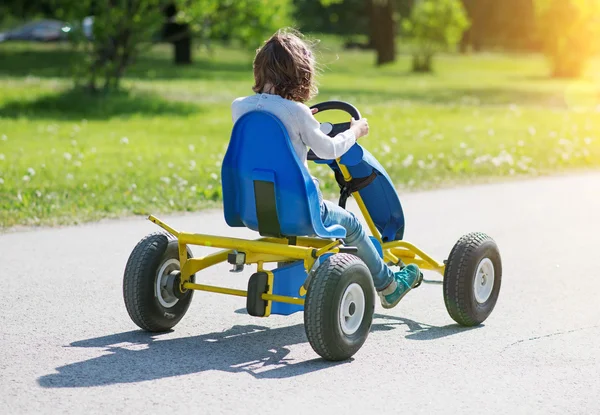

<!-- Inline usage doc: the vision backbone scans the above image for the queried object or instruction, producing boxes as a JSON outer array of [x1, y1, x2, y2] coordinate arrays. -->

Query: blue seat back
[[221, 111, 345, 239]]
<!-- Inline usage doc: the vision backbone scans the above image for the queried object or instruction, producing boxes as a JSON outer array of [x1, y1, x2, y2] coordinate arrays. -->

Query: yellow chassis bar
[[147, 160, 445, 310]]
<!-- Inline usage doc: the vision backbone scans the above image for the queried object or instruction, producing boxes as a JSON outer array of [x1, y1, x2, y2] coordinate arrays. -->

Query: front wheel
[[123, 231, 194, 332], [443, 232, 502, 326], [304, 254, 375, 361]]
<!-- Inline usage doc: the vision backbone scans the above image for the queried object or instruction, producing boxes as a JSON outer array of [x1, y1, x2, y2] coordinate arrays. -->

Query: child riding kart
[[122, 30, 502, 361]]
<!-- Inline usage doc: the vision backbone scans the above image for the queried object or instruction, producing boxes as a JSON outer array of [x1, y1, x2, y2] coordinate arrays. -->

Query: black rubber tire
[[443, 232, 502, 326], [304, 253, 375, 361], [123, 231, 194, 332]]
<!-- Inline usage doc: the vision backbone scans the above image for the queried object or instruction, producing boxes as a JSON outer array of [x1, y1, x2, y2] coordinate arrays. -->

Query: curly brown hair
[[252, 29, 318, 103]]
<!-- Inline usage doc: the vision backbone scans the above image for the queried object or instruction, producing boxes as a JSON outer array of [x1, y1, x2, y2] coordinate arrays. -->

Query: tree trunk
[[174, 33, 192, 65], [370, 0, 396, 65], [412, 55, 432, 73]]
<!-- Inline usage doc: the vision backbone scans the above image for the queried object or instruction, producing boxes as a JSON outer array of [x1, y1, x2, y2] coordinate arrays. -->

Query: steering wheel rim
[[308, 101, 361, 161], [310, 100, 362, 121]]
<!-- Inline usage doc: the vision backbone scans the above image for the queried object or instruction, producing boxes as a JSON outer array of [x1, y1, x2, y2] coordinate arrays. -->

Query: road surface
[[2, 172, 600, 414]]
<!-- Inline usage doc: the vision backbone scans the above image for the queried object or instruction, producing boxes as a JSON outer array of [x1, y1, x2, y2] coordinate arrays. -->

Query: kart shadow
[[38, 315, 479, 388]]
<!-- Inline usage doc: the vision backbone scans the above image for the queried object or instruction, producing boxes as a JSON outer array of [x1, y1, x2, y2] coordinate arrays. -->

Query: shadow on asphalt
[[38, 314, 479, 388]]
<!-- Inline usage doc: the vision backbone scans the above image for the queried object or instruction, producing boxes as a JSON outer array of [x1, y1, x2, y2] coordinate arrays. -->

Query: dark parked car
[[0, 19, 71, 42]]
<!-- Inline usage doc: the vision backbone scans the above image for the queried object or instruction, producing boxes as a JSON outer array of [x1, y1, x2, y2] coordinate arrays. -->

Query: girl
[[231, 29, 421, 309]]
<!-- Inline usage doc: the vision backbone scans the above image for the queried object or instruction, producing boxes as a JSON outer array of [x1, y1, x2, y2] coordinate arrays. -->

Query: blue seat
[[221, 111, 346, 239]]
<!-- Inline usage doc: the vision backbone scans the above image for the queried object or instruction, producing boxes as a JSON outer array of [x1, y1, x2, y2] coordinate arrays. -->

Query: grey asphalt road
[[2, 172, 600, 415]]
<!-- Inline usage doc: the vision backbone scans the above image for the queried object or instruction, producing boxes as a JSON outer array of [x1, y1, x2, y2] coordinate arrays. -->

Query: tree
[[174, 0, 291, 50], [57, 0, 292, 93], [58, 0, 167, 92], [535, 0, 600, 78], [370, 0, 397, 65], [402, 0, 470, 72]]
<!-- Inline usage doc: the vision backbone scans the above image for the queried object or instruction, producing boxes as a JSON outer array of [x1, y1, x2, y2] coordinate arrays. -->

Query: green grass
[[1, 40, 600, 229]]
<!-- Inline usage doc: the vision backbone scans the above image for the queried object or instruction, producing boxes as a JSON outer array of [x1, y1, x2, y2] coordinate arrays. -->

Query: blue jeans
[[320, 200, 395, 291]]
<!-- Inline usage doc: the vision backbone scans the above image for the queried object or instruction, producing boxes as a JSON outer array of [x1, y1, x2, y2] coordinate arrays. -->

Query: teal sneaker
[[378, 264, 423, 309]]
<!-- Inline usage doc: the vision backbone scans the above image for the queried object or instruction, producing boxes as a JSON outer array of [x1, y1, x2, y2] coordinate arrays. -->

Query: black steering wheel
[[307, 101, 362, 161]]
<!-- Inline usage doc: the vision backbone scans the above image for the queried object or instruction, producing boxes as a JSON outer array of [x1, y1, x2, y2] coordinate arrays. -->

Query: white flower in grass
[[190, 185, 197, 193], [382, 144, 391, 154], [71, 140, 78, 146], [466, 149, 474, 156], [127, 162, 133, 168], [66, 173, 74, 180], [417, 160, 426, 169], [189, 160, 197, 170], [474, 155, 491, 165], [0, 178, 4, 185], [1, 135, 7, 141], [459, 142, 467, 149], [390, 137, 397, 144], [517, 140, 525, 147], [0, 154, 5, 161], [27, 167, 35, 176], [90, 147, 97, 153], [168, 162, 174, 169], [584, 137, 592, 145], [22, 175, 30, 182], [120, 137, 129, 145], [528, 127, 536, 136], [558, 138, 571, 146], [188, 144, 195, 152], [549, 131, 557, 138], [488, 129, 495, 136], [437, 153, 445, 159], [210, 173, 218, 180], [64, 152, 72, 161], [35, 190, 42, 198], [83, 183, 88, 189], [74, 161, 82, 168], [402, 154, 413, 168], [160, 177, 171, 184]]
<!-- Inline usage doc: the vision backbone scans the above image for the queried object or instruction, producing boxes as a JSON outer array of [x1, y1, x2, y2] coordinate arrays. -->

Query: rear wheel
[[443, 232, 502, 326], [304, 254, 375, 361], [123, 231, 194, 332]]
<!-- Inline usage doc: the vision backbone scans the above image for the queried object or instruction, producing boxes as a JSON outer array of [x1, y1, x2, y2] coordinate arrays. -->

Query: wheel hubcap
[[473, 258, 495, 304], [156, 258, 180, 308], [339, 283, 366, 335]]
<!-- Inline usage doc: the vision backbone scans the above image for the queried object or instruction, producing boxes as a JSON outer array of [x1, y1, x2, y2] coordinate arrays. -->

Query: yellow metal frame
[[147, 159, 445, 314]]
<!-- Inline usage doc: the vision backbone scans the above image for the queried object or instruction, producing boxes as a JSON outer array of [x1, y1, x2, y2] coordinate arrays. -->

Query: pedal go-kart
[[123, 101, 502, 361]]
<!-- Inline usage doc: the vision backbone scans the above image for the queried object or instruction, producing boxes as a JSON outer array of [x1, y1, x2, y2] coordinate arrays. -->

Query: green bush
[[402, 0, 470, 72]]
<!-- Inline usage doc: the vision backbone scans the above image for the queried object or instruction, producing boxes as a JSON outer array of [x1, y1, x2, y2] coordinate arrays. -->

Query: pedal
[[227, 251, 246, 273]]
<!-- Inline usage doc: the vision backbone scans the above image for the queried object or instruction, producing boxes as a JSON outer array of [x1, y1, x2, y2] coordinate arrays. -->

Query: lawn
[[1, 39, 600, 229]]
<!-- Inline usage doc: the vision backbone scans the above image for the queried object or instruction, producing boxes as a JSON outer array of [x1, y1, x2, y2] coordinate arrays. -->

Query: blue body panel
[[270, 261, 306, 315], [315, 144, 406, 242], [221, 111, 346, 239]]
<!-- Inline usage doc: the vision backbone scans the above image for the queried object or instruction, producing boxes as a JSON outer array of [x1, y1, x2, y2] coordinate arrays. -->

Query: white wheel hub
[[473, 258, 495, 304], [156, 258, 180, 308], [339, 283, 366, 335]]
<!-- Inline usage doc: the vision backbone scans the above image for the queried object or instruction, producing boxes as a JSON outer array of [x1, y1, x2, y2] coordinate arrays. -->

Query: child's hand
[[350, 117, 369, 139]]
